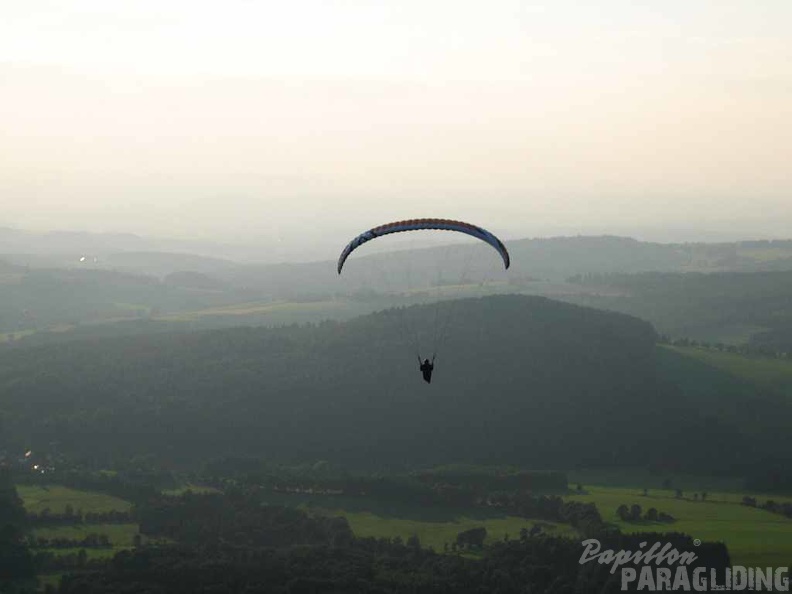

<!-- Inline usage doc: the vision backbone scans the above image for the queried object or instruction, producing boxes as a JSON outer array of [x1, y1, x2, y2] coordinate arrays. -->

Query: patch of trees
[[257, 466, 568, 509], [27, 507, 132, 527], [32, 549, 107, 576], [616, 503, 675, 523], [0, 469, 36, 585], [455, 527, 487, 550], [597, 532, 731, 578], [658, 489, 709, 502], [54, 531, 733, 594], [520, 524, 545, 539], [481, 492, 611, 537], [136, 491, 354, 549], [741, 496, 792, 519], [56, 537, 580, 594], [275, 473, 441, 505], [29, 533, 112, 549], [414, 465, 567, 493]]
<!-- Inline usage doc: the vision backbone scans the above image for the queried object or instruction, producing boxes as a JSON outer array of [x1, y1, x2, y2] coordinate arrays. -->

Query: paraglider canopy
[[337, 218, 510, 274]]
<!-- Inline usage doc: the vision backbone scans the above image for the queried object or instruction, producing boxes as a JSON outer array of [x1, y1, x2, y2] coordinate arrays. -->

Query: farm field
[[18, 485, 139, 591], [31, 523, 139, 547], [567, 486, 792, 567], [18, 485, 132, 514], [262, 491, 575, 551], [674, 324, 768, 346], [313, 506, 575, 552], [12, 479, 792, 588], [278, 485, 792, 566], [156, 299, 353, 321], [31, 523, 140, 559], [663, 345, 792, 393], [0, 329, 38, 343]]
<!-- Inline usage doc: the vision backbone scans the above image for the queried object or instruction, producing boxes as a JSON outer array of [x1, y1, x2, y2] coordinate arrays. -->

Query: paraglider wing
[[337, 218, 510, 273]]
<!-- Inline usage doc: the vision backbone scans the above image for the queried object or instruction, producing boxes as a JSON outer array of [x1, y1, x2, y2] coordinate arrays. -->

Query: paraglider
[[419, 356, 435, 384], [337, 218, 510, 383]]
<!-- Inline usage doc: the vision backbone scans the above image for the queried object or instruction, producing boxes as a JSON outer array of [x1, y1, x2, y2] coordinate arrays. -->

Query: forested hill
[[567, 269, 792, 351], [1, 295, 787, 478]]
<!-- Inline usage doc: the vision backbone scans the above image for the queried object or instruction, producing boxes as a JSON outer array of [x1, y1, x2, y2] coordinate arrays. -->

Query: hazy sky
[[2, 0, 791, 254]]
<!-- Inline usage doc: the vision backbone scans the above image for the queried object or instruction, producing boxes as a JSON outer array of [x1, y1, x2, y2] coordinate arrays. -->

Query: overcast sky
[[2, 1, 790, 256]]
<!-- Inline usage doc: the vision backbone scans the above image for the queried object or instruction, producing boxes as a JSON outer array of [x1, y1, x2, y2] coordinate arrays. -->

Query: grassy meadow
[[18, 485, 132, 515], [31, 523, 140, 559], [276, 483, 792, 566], [18, 485, 139, 589], [317, 507, 575, 552], [14, 480, 792, 578], [567, 486, 792, 567], [663, 345, 792, 393]]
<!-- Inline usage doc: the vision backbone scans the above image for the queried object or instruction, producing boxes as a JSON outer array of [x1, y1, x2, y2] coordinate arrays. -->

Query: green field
[[567, 486, 792, 567], [261, 490, 574, 551], [673, 324, 769, 346], [18, 485, 132, 514], [16, 481, 792, 571], [290, 485, 792, 566], [0, 328, 37, 343], [737, 246, 792, 262], [31, 523, 139, 547], [31, 523, 140, 560], [18, 485, 139, 591], [313, 506, 575, 551], [157, 299, 352, 322], [663, 345, 792, 393]]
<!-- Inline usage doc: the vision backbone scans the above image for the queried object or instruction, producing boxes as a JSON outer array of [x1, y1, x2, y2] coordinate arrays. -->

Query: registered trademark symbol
[[693, 539, 701, 547]]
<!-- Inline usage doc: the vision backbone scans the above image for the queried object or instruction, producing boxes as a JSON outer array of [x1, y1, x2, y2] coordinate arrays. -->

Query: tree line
[[27, 507, 133, 527], [50, 489, 731, 594]]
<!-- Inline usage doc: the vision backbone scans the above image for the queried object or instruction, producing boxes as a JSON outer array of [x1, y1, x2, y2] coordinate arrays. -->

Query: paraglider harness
[[418, 354, 436, 384]]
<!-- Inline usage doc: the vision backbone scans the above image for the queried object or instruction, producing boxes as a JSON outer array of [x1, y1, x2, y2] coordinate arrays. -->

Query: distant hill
[[3, 230, 792, 349], [4, 227, 792, 282], [0, 227, 256, 270], [0, 267, 243, 335], [191, 236, 792, 303], [566, 270, 792, 350], [2, 295, 789, 485], [104, 251, 238, 278], [207, 235, 724, 295], [0, 227, 147, 254]]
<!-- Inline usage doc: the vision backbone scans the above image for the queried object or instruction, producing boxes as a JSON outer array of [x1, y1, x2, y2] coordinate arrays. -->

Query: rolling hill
[[2, 295, 790, 486]]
